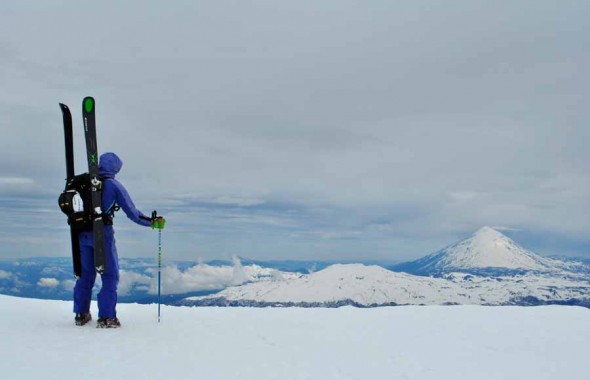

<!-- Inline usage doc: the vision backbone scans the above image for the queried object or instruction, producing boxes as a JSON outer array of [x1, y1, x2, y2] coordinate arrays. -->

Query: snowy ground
[[1, 295, 589, 380]]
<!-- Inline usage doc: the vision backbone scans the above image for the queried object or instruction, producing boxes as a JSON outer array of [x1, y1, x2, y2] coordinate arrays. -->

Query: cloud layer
[[1, 1, 589, 260]]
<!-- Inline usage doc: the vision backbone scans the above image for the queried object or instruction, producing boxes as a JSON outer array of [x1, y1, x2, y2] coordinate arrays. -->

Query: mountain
[[182, 264, 466, 307], [392, 226, 567, 276], [181, 227, 590, 308], [3, 227, 589, 308], [181, 263, 590, 308]]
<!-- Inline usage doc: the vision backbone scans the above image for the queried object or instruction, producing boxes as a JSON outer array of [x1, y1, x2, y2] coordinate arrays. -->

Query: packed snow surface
[[1, 295, 589, 380]]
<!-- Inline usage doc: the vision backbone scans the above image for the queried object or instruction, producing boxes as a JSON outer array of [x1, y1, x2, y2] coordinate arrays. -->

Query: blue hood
[[99, 152, 123, 179]]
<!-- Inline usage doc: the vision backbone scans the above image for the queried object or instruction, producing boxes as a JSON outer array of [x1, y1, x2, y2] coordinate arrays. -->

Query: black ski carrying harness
[[58, 174, 118, 231]]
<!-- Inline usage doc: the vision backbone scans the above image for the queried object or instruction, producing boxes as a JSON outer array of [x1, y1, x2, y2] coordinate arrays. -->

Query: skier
[[73, 152, 165, 328]]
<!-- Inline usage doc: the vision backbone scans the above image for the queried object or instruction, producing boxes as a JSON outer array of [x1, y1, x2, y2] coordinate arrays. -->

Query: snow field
[[1, 295, 589, 380]]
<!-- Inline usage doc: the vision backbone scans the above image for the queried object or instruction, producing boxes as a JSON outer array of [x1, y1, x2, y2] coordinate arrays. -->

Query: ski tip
[[59, 103, 69, 110], [83, 97, 95, 113]]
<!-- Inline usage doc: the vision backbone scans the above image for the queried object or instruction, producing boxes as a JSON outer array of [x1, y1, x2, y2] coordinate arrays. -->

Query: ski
[[60, 103, 82, 278], [82, 97, 107, 274]]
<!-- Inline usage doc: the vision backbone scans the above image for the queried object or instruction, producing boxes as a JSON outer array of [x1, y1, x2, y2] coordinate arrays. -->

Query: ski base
[[82, 96, 107, 274], [60, 103, 82, 278]]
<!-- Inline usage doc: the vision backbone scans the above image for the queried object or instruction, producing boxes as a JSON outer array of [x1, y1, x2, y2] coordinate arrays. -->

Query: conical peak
[[473, 226, 504, 238], [438, 226, 549, 270], [469, 227, 516, 247], [396, 226, 560, 273]]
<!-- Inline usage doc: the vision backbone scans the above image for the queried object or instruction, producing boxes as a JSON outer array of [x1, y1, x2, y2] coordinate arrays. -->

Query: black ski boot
[[97, 317, 121, 328], [75, 313, 92, 326]]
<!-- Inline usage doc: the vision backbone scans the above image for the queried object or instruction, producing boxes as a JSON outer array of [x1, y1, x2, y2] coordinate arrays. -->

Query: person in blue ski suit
[[73, 152, 155, 327]]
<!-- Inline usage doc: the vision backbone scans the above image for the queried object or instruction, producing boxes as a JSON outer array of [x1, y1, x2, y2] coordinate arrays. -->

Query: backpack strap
[[100, 178, 120, 225]]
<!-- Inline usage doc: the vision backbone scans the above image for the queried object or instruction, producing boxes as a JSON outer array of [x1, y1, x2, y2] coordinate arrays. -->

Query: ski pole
[[152, 210, 162, 323], [158, 226, 162, 323]]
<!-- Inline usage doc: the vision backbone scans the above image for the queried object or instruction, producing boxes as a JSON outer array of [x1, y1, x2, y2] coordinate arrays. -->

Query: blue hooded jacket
[[99, 152, 151, 228]]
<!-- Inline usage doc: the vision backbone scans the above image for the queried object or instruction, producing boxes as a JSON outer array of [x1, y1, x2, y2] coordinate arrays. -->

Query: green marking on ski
[[90, 153, 97, 164], [84, 97, 95, 113]]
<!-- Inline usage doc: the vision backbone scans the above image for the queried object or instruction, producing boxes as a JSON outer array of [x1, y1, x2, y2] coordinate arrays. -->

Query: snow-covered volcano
[[394, 227, 560, 275], [184, 264, 471, 306]]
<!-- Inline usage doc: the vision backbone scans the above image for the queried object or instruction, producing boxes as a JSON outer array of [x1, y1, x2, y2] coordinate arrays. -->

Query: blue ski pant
[[73, 230, 119, 318]]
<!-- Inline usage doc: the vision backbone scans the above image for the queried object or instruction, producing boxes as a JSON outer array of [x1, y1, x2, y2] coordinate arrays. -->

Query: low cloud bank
[[98, 256, 292, 296], [37, 278, 59, 288]]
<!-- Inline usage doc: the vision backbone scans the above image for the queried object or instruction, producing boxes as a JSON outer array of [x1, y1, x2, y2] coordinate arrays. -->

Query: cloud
[[1, 1, 589, 260], [96, 256, 280, 296], [448, 191, 485, 203], [319, 231, 362, 240], [0, 269, 12, 279], [492, 226, 523, 233], [61, 279, 76, 291], [0, 176, 41, 197], [149, 264, 239, 295], [134, 256, 288, 295], [37, 278, 59, 288], [206, 196, 267, 207], [118, 270, 152, 296], [0, 177, 35, 186]]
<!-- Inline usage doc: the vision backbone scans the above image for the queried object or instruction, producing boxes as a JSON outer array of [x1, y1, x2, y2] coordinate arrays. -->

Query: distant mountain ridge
[[183, 262, 590, 308], [2, 227, 589, 308], [183, 227, 590, 308]]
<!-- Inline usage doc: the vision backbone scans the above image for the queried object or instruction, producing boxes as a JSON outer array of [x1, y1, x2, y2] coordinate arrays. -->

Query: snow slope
[[187, 264, 469, 306], [1, 295, 589, 380]]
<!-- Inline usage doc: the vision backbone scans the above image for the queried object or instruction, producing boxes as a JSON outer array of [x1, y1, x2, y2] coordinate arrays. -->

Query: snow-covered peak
[[393, 226, 567, 275], [473, 226, 505, 239], [435, 227, 551, 270]]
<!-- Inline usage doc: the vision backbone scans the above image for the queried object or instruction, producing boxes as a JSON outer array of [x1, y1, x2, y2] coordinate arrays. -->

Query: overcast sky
[[1, 0, 589, 263]]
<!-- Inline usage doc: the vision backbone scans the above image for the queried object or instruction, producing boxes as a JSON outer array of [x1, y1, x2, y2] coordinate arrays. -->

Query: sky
[[0, 0, 589, 263]]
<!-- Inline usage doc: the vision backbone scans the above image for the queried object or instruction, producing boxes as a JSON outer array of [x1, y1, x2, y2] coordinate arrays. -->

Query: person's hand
[[151, 216, 166, 230]]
